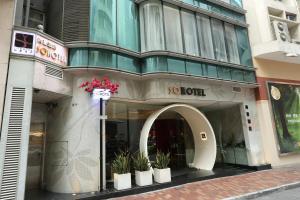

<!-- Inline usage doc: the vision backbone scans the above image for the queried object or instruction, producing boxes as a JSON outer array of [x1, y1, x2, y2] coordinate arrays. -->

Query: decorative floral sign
[[79, 77, 119, 94]]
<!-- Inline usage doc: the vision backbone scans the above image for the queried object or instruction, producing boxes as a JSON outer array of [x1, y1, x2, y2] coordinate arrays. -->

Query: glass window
[[211, 19, 228, 62], [69, 48, 88, 66], [167, 58, 186, 74], [224, 23, 240, 64], [181, 10, 199, 56], [186, 61, 202, 76], [203, 64, 218, 78], [217, 67, 231, 80], [117, 54, 140, 73], [231, 69, 244, 81], [140, 0, 165, 52], [244, 71, 256, 83], [196, 14, 214, 59], [236, 27, 253, 66], [230, 0, 243, 8], [90, 0, 117, 45], [163, 4, 183, 53], [142, 56, 168, 73], [117, 0, 139, 52], [89, 49, 116, 68]]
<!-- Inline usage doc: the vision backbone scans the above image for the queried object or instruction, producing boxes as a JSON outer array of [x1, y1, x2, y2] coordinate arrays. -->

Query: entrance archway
[[140, 104, 216, 170]]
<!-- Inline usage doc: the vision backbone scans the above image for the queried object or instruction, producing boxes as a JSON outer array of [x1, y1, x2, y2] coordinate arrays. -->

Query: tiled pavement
[[115, 166, 300, 200]]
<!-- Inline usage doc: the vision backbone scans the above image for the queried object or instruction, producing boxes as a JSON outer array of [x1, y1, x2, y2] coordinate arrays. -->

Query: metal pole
[[102, 99, 106, 190], [99, 98, 102, 191]]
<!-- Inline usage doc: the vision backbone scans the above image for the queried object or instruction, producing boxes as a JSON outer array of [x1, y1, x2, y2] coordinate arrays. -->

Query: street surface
[[253, 187, 300, 200]]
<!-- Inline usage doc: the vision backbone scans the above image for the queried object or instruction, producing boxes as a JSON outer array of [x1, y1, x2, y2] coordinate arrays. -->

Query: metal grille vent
[[45, 66, 63, 80], [0, 88, 25, 200]]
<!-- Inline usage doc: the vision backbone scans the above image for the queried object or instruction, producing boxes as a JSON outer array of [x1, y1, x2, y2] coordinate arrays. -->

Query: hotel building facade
[[0, 0, 268, 199]]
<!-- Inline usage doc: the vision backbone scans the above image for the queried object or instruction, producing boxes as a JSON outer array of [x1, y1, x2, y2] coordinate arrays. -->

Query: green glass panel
[[186, 61, 202, 76], [231, 69, 244, 81], [218, 67, 231, 80], [167, 58, 186, 74], [117, 54, 140, 73], [182, 0, 194, 4], [202, 64, 218, 78], [230, 0, 243, 8], [143, 57, 168, 73], [236, 27, 253, 67], [117, 0, 139, 51], [244, 71, 256, 83], [89, 49, 116, 68], [69, 48, 88, 66], [90, 0, 117, 45]]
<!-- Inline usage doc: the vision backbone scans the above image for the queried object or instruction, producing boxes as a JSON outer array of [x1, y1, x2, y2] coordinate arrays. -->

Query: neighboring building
[[0, 0, 15, 132], [244, 0, 300, 167], [0, 0, 267, 199]]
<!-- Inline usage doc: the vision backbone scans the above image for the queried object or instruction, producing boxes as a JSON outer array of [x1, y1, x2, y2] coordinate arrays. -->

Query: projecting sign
[[11, 31, 36, 56], [93, 89, 111, 100]]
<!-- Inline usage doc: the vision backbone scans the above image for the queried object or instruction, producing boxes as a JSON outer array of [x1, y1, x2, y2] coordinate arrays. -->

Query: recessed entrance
[[140, 104, 217, 170]]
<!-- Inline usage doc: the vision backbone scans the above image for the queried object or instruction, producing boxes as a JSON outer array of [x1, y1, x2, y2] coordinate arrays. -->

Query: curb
[[224, 181, 300, 200]]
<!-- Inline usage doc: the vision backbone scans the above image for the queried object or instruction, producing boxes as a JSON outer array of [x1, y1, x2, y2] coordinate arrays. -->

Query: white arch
[[140, 104, 216, 170]]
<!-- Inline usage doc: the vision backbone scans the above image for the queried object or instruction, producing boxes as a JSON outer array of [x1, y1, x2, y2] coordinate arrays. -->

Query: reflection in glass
[[196, 14, 215, 59], [211, 19, 228, 62], [181, 10, 199, 56], [140, 0, 165, 52], [163, 4, 183, 53]]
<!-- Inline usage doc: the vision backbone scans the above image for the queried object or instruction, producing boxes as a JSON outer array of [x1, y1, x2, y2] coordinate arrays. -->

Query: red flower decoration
[[79, 77, 119, 95]]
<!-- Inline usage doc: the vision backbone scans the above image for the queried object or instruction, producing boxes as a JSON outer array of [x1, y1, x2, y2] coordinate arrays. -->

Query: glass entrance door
[[25, 123, 46, 190]]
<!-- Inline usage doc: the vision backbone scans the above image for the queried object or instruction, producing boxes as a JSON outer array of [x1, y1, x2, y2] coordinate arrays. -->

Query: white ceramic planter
[[153, 168, 171, 183], [114, 173, 131, 190], [135, 170, 153, 186]]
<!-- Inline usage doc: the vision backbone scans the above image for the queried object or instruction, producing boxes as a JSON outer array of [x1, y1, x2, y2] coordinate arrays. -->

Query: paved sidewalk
[[115, 166, 300, 200]]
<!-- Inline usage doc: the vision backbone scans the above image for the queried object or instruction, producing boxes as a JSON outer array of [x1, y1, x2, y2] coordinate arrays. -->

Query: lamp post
[[80, 77, 119, 192], [93, 89, 111, 191]]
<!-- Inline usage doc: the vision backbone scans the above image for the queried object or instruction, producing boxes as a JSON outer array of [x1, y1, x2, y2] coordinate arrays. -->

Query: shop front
[[37, 74, 266, 194]]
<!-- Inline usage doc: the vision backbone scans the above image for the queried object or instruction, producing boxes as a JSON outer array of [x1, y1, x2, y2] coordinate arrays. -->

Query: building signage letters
[[35, 35, 68, 66], [168, 86, 206, 97]]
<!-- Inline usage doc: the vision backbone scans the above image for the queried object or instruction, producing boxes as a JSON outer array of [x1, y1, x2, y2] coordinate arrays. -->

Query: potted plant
[[132, 152, 152, 186], [112, 151, 131, 190], [153, 151, 171, 183]]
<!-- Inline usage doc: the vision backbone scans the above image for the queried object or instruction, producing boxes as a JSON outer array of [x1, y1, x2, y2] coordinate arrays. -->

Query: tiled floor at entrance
[[116, 166, 300, 200]]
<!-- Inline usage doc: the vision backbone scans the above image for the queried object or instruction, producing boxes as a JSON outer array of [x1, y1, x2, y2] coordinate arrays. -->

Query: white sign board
[[93, 89, 111, 100], [35, 35, 68, 66], [11, 31, 36, 56]]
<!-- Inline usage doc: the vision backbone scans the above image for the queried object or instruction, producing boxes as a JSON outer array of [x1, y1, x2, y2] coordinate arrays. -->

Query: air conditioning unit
[[272, 20, 291, 42]]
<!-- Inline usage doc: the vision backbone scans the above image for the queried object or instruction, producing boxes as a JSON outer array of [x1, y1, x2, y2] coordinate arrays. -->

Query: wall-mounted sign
[[11, 31, 36, 56], [35, 35, 68, 66], [268, 82, 300, 154], [93, 89, 111, 100], [168, 86, 206, 97], [11, 31, 68, 67]]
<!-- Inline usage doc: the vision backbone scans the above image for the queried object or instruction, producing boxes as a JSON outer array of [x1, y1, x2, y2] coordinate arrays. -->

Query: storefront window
[[181, 10, 199, 56], [224, 23, 240, 64], [140, 0, 165, 52], [231, 69, 244, 81], [163, 4, 183, 53], [211, 19, 228, 62], [142, 56, 168, 73], [186, 61, 203, 76], [196, 14, 215, 59], [90, 0, 117, 45], [167, 58, 186, 74]]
